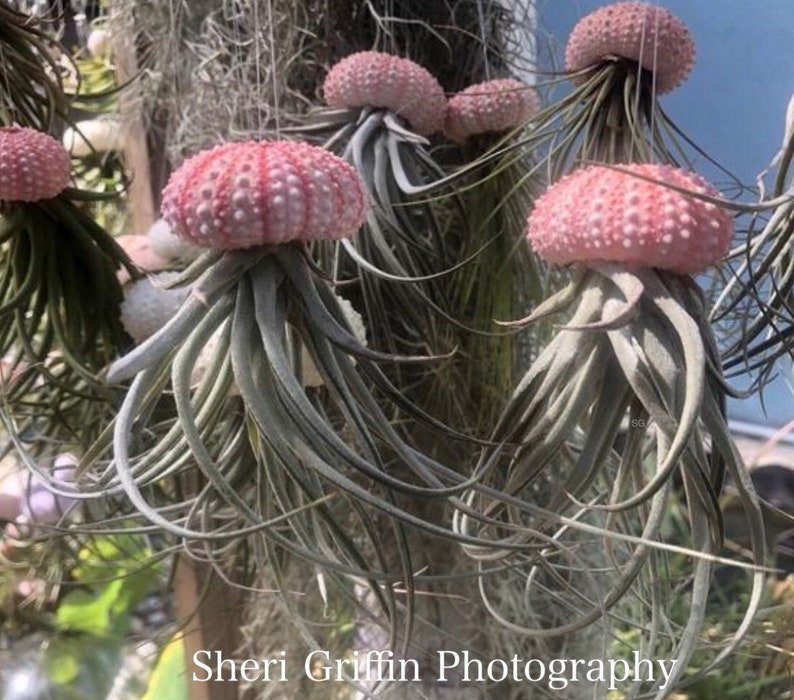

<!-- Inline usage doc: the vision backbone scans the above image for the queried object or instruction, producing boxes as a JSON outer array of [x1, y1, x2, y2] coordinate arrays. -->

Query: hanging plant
[[456, 162, 766, 694], [530, 2, 701, 174], [0, 126, 134, 452], [712, 100, 794, 385], [0, 2, 135, 452], [74, 140, 489, 580]]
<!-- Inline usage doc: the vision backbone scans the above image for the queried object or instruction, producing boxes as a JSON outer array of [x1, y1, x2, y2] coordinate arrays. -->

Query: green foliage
[[141, 634, 188, 700], [55, 534, 160, 638]]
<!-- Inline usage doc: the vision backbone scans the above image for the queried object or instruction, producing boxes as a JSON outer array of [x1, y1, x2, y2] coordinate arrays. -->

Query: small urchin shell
[[444, 79, 540, 143], [146, 219, 201, 263], [526, 164, 732, 275], [160, 141, 366, 249], [120, 272, 191, 343], [0, 126, 71, 202], [323, 51, 447, 136], [565, 2, 695, 94]]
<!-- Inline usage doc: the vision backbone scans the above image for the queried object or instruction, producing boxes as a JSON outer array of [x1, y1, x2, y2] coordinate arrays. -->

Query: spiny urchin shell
[[120, 272, 191, 343], [160, 141, 366, 249], [444, 79, 540, 142], [526, 164, 732, 274], [0, 126, 71, 202], [565, 2, 695, 94], [323, 51, 447, 136]]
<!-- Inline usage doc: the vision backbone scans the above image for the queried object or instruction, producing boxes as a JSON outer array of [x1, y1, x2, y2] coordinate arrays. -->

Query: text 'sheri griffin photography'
[[0, 1, 792, 699]]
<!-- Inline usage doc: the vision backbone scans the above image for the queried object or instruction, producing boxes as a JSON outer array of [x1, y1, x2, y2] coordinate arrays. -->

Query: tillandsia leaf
[[297, 101, 541, 436], [78, 246, 531, 562], [714, 187, 794, 383], [434, 139, 554, 433], [526, 65, 702, 178], [105, 250, 265, 383], [0, 194, 139, 453], [0, 1, 74, 130]]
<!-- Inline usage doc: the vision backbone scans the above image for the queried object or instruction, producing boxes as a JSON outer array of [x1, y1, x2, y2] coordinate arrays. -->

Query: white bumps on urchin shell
[[526, 164, 733, 275], [565, 2, 695, 94], [0, 126, 71, 202], [146, 219, 201, 263], [444, 79, 540, 143], [160, 141, 367, 250], [62, 118, 121, 157], [120, 271, 191, 344], [302, 296, 368, 388], [323, 51, 448, 136]]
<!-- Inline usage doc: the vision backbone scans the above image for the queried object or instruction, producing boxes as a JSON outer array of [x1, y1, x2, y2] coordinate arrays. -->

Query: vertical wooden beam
[[109, 2, 156, 235], [174, 557, 243, 700]]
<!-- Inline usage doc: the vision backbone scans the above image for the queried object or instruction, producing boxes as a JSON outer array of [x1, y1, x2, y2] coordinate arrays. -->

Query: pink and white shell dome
[[160, 141, 366, 249], [526, 163, 732, 275]]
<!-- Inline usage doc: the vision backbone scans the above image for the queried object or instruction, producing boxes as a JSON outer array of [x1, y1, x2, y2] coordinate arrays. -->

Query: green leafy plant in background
[[0, 533, 164, 700]]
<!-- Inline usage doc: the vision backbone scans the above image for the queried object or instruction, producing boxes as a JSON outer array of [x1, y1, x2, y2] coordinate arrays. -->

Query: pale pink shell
[[160, 141, 366, 249], [526, 164, 732, 275], [565, 2, 695, 94], [0, 127, 71, 202], [323, 51, 447, 136], [444, 79, 540, 142]]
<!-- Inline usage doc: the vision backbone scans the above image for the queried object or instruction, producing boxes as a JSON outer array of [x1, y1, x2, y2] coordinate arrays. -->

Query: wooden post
[[109, 2, 156, 235], [174, 556, 243, 700]]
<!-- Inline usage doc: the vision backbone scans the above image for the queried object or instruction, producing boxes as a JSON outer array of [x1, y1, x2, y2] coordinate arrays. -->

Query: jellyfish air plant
[[286, 52, 463, 354], [0, 126, 134, 452], [536, 2, 697, 173], [435, 78, 550, 431], [284, 50, 500, 433], [78, 140, 484, 623], [455, 163, 766, 693]]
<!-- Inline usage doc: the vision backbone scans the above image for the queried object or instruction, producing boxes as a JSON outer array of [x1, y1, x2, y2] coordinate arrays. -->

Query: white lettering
[[437, 651, 460, 681], [657, 659, 678, 690], [192, 650, 212, 682]]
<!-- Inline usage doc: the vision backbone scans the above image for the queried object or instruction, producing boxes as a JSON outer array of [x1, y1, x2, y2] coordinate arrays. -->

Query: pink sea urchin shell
[[565, 2, 695, 94], [160, 141, 366, 249], [444, 79, 540, 143], [0, 126, 71, 202], [323, 51, 447, 136], [526, 164, 732, 275]]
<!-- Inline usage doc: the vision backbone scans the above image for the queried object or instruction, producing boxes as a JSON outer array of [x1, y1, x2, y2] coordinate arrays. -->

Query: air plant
[[294, 51, 461, 363], [72, 139, 492, 648], [0, 1, 71, 130], [436, 78, 550, 429], [0, 126, 133, 452], [0, 1, 134, 453], [712, 98, 794, 386], [455, 163, 767, 695], [534, 2, 698, 173]]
